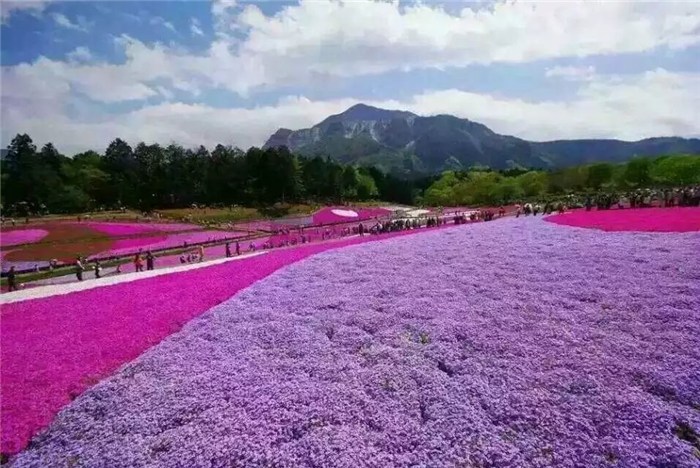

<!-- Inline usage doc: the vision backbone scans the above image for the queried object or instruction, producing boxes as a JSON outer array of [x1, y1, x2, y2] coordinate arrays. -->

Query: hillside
[[264, 104, 700, 174]]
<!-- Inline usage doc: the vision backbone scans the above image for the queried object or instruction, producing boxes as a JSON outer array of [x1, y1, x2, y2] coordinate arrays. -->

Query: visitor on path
[[75, 257, 84, 281], [146, 252, 155, 271], [235, 241, 241, 255], [359, 223, 365, 236], [225, 242, 231, 258], [116, 263, 122, 274], [7, 266, 18, 292], [180, 254, 186, 264], [94, 261, 102, 279], [134, 253, 144, 272], [198, 246, 204, 262]]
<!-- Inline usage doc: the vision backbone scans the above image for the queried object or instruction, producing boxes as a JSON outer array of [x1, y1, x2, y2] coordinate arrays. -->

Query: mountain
[[263, 104, 700, 174]]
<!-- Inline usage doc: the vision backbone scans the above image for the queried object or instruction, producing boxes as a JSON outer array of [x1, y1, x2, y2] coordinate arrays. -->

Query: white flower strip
[[0, 252, 268, 305], [330, 209, 359, 218]]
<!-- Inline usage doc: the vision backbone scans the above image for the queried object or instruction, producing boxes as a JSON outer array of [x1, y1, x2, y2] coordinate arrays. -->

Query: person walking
[[198, 245, 205, 262], [134, 253, 144, 272], [146, 251, 155, 271], [94, 260, 102, 279], [225, 242, 232, 258], [235, 241, 241, 256], [75, 257, 85, 281], [7, 266, 18, 292]]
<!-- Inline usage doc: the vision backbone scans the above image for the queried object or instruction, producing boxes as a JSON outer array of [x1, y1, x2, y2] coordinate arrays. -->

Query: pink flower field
[[312, 206, 391, 225], [0, 227, 435, 455], [546, 207, 700, 232], [0, 229, 49, 248], [90, 230, 248, 258]]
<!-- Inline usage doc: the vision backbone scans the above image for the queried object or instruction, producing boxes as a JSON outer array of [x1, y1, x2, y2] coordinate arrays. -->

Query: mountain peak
[[322, 103, 416, 126], [262, 106, 700, 173]]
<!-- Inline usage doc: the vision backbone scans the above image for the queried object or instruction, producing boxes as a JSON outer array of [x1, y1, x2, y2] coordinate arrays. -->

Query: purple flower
[[9, 218, 700, 467]]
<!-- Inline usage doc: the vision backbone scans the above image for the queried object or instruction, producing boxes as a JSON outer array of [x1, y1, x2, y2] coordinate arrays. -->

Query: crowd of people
[[510, 185, 700, 217], [7, 190, 698, 291], [582, 187, 700, 211], [3, 209, 515, 291]]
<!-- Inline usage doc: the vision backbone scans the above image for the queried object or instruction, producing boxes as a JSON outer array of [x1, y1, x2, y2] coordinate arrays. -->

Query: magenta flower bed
[[8, 218, 700, 466], [0, 229, 49, 248], [312, 206, 391, 225], [0, 228, 433, 455], [81, 222, 201, 237], [546, 207, 700, 232], [91, 230, 248, 258]]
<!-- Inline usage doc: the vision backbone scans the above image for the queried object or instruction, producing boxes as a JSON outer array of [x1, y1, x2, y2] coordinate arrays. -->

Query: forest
[[421, 154, 700, 206], [1, 133, 698, 215], [0, 134, 434, 215]]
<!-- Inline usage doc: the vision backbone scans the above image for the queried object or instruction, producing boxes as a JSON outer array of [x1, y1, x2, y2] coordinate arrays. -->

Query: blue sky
[[1, 0, 699, 154]]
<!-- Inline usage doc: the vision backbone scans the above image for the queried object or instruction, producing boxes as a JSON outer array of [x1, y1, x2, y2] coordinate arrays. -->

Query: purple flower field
[[11, 218, 700, 467]]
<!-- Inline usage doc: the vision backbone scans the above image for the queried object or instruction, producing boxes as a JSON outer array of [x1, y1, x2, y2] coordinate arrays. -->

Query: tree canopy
[[0, 134, 433, 215], [2, 134, 697, 214], [422, 155, 700, 206]]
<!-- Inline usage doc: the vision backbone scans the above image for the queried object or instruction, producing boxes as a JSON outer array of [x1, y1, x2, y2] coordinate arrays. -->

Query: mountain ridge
[[263, 104, 700, 174]]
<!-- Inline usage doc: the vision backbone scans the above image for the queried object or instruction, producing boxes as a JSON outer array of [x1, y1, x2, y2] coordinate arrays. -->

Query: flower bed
[[6, 218, 700, 466], [545, 207, 700, 232], [0, 228, 433, 455], [0, 229, 49, 248], [312, 206, 391, 225]]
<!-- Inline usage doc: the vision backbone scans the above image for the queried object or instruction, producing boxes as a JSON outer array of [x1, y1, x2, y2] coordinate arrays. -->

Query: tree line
[[421, 155, 700, 206], [3, 133, 698, 215], [0, 134, 435, 215]]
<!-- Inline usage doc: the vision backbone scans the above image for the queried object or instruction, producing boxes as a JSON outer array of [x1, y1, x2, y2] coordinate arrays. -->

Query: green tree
[[423, 171, 459, 206], [650, 155, 700, 186], [492, 177, 524, 203], [103, 138, 136, 206], [356, 173, 379, 200], [516, 171, 548, 197], [586, 163, 615, 189], [620, 157, 652, 188], [341, 166, 359, 199]]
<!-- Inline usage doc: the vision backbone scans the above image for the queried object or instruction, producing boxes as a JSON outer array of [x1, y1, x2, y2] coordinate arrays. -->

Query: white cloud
[[2, 1, 700, 155], [545, 65, 596, 81], [4, 1, 700, 105], [211, 0, 237, 27], [150, 16, 175, 33], [1, 0, 48, 23], [3, 69, 698, 155], [51, 13, 91, 32], [66, 46, 92, 63], [190, 18, 204, 36], [155, 85, 174, 100]]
